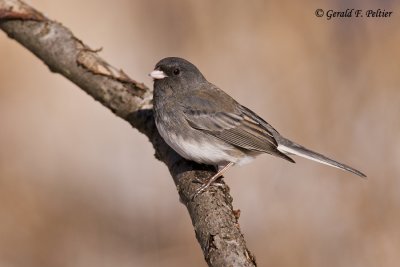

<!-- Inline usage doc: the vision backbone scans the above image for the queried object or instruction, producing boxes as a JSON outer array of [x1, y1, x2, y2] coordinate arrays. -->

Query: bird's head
[[149, 57, 206, 90]]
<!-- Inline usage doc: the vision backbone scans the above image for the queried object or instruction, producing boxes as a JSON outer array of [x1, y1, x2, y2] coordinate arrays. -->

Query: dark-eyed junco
[[150, 57, 366, 197]]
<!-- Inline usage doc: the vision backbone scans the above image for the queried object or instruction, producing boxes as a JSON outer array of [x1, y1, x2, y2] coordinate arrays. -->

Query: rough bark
[[0, 1, 257, 266]]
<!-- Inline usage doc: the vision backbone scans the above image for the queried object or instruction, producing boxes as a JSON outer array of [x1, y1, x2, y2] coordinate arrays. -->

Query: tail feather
[[277, 138, 366, 178]]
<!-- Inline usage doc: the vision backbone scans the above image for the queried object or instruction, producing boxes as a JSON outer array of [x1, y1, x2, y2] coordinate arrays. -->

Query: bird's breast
[[154, 108, 255, 165]]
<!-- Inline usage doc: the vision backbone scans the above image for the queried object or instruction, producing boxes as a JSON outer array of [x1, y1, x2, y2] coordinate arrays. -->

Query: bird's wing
[[180, 86, 294, 162]]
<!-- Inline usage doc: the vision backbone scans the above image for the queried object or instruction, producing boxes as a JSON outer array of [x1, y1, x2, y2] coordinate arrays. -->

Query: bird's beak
[[149, 70, 168, 79]]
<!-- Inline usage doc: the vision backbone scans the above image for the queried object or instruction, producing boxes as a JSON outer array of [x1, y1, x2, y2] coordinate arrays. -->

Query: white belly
[[156, 121, 254, 165]]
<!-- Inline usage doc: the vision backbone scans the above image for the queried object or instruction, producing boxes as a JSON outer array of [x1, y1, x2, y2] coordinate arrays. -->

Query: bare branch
[[0, 0, 256, 266]]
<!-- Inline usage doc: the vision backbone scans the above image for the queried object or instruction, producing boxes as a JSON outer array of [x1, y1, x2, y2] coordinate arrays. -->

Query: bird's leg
[[192, 162, 234, 200], [192, 165, 221, 184]]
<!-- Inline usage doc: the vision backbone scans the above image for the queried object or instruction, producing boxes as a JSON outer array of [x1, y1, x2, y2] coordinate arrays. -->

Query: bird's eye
[[173, 68, 180, 75]]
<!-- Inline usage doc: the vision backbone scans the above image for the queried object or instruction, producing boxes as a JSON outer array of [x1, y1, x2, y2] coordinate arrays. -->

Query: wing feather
[[180, 87, 294, 162]]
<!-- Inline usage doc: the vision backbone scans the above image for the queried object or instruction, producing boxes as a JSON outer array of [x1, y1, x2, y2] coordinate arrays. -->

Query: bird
[[149, 57, 366, 198]]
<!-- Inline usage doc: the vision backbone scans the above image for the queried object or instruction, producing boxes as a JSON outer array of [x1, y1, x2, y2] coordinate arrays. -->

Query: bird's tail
[[277, 138, 366, 178]]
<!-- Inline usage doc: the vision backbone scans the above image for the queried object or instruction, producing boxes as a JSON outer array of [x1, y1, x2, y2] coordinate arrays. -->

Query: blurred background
[[1, 0, 399, 266]]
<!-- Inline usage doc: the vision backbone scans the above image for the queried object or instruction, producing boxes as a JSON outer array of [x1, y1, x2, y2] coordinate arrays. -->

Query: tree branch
[[0, 1, 256, 266]]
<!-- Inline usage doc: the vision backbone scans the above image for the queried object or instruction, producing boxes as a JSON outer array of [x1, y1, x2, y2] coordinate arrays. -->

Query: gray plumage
[[151, 57, 366, 185]]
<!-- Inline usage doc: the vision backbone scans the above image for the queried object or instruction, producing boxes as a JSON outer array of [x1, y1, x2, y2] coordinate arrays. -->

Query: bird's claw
[[191, 177, 225, 201]]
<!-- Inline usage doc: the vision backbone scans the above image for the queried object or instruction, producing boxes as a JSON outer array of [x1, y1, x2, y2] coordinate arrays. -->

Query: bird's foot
[[191, 162, 234, 201], [191, 176, 225, 200]]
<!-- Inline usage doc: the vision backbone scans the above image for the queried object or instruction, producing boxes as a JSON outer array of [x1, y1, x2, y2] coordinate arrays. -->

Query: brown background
[[1, 1, 399, 266]]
